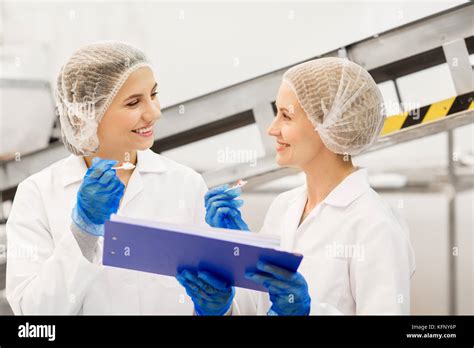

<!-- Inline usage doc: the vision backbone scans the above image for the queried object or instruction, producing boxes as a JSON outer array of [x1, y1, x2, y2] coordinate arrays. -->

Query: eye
[[282, 112, 291, 120], [151, 91, 158, 99], [127, 99, 139, 107]]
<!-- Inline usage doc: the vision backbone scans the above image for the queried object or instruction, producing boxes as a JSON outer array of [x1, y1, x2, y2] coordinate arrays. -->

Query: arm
[[6, 180, 101, 314], [69, 157, 125, 262], [181, 178, 250, 315], [70, 223, 100, 263], [350, 219, 414, 314]]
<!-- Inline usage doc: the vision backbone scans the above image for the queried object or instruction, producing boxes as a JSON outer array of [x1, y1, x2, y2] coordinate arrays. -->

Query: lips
[[276, 141, 290, 152], [132, 123, 154, 134]]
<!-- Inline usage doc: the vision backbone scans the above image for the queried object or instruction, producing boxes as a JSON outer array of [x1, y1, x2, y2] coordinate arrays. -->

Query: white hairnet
[[282, 57, 385, 155], [54, 41, 152, 156]]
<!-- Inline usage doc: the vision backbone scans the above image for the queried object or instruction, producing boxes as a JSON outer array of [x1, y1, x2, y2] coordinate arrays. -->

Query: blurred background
[[0, 0, 472, 315]]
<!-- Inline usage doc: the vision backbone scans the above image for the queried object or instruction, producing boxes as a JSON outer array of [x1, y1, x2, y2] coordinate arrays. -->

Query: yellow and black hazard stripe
[[380, 91, 474, 136]]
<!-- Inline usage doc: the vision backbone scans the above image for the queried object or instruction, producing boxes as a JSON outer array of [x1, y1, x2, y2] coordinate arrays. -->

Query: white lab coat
[[235, 168, 416, 315], [6, 149, 212, 314]]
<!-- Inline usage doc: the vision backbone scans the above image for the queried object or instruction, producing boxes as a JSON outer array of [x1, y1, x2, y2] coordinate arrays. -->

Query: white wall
[[1, 0, 467, 106]]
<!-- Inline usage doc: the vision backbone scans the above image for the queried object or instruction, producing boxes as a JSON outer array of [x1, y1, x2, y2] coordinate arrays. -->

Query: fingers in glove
[[176, 275, 209, 300], [225, 216, 238, 230], [211, 207, 236, 228], [256, 260, 298, 282], [87, 159, 118, 179], [205, 190, 242, 209], [207, 200, 243, 221], [245, 271, 292, 292], [181, 270, 219, 296], [227, 209, 249, 230], [98, 169, 117, 185], [206, 200, 241, 226], [204, 184, 230, 203], [95, 181, 125, 201], [197, 270, 230, 292]]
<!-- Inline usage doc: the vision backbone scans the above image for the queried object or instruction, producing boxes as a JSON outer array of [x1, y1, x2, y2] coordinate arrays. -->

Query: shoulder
[[349, 188, 415, 275], [17, 155, 71, 193], [349, 188, 411, 242], [353, 188, 400, 222], [265, 185, 305, 215], [273, 185, 306, 206]]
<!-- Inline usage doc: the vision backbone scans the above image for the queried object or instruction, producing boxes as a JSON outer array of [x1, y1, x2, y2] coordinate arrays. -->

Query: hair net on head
[[54, 41, 152, 156], [282, 57, 385, 155]]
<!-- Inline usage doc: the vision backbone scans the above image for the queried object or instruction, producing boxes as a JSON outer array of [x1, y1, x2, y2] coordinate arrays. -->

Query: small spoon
[[224, 179, 248, 192], [112, 162, 136, 170]]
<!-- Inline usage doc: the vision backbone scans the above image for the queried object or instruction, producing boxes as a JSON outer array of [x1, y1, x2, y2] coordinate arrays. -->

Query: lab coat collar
[[321, 168, 371, 208], [281, 168, 370, 251], [288, 168, 371, 208], [282, 186, 307, 250], [60, 149, 167, 187]]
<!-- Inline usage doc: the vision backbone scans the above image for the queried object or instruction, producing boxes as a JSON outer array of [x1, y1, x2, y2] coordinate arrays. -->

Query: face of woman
[[267, 83, 325, 168], [96, 67, 161, 155]]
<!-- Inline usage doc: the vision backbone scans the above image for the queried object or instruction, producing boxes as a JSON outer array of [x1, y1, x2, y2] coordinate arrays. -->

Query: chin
[[131, 140, 153, 151], [137, 143, 153, 151], [276, 154, 291, 167], [276, 154, 303, 169]]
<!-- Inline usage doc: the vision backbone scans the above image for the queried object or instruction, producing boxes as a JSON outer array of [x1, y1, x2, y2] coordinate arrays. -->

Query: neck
[[83, 148, 138, 169], [301, 150, 355, 208]]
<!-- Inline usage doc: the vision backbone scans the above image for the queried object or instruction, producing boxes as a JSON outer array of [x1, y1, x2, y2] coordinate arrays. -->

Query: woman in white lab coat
[[183, 58, 415, 315], [5, 41, 210, 314]]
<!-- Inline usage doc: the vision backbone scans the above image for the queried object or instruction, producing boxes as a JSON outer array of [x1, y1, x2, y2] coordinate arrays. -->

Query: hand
[[245, 260, 311, 316], [204, 184, 249, 231], [176, 269, 235, 316], [72, 157, 125, 236]]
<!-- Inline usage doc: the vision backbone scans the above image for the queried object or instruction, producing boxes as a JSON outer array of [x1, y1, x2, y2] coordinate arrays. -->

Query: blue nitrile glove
[[204, 184, 249, 231], [176, 269, 235, 316], [71, 157, 125, 236], [245, 260, 311, 316]]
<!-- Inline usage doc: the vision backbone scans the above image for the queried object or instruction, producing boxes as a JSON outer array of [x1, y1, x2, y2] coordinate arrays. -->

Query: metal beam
[[248, 167, 474, 195], [441, 35, 473, 316], [348, 4, 474, 74], [203, 108, 474, 187], [442, 39, 474, 95]]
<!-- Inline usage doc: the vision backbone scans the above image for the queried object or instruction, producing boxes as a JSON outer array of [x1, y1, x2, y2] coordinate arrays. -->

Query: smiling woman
[[92, 67, 161, 168], [5, 41, 212, 315], [202, 58, 415, 316], [55, 42, 152, 156]]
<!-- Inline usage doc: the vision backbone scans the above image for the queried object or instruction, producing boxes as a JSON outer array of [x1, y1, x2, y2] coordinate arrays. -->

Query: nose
[[267, 116, 281, 137], [143, 98, 161, 123]]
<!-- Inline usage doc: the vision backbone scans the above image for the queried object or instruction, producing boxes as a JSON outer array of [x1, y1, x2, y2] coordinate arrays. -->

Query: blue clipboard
[[102, 217, 303, 292]]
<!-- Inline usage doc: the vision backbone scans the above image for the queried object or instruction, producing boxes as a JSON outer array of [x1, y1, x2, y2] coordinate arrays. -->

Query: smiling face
[[267, 83, 326, 168], [96, 67, 161, 155]]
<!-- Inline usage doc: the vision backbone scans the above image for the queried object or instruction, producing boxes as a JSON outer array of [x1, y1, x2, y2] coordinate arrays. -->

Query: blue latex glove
[[72, 157, 125, 236], [176, 269, 235, 316], [245, 260, 311, 316], [204, 184, 249, 231]]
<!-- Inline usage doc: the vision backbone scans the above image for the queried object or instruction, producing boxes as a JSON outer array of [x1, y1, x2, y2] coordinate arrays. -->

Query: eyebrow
[[278, 106, 292, 114], [124, 82, 158, 101]]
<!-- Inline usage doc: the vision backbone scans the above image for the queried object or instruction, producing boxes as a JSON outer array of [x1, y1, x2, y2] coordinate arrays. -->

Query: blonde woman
[[6, 42, 210, 314], [180, 58, 415, 315]]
